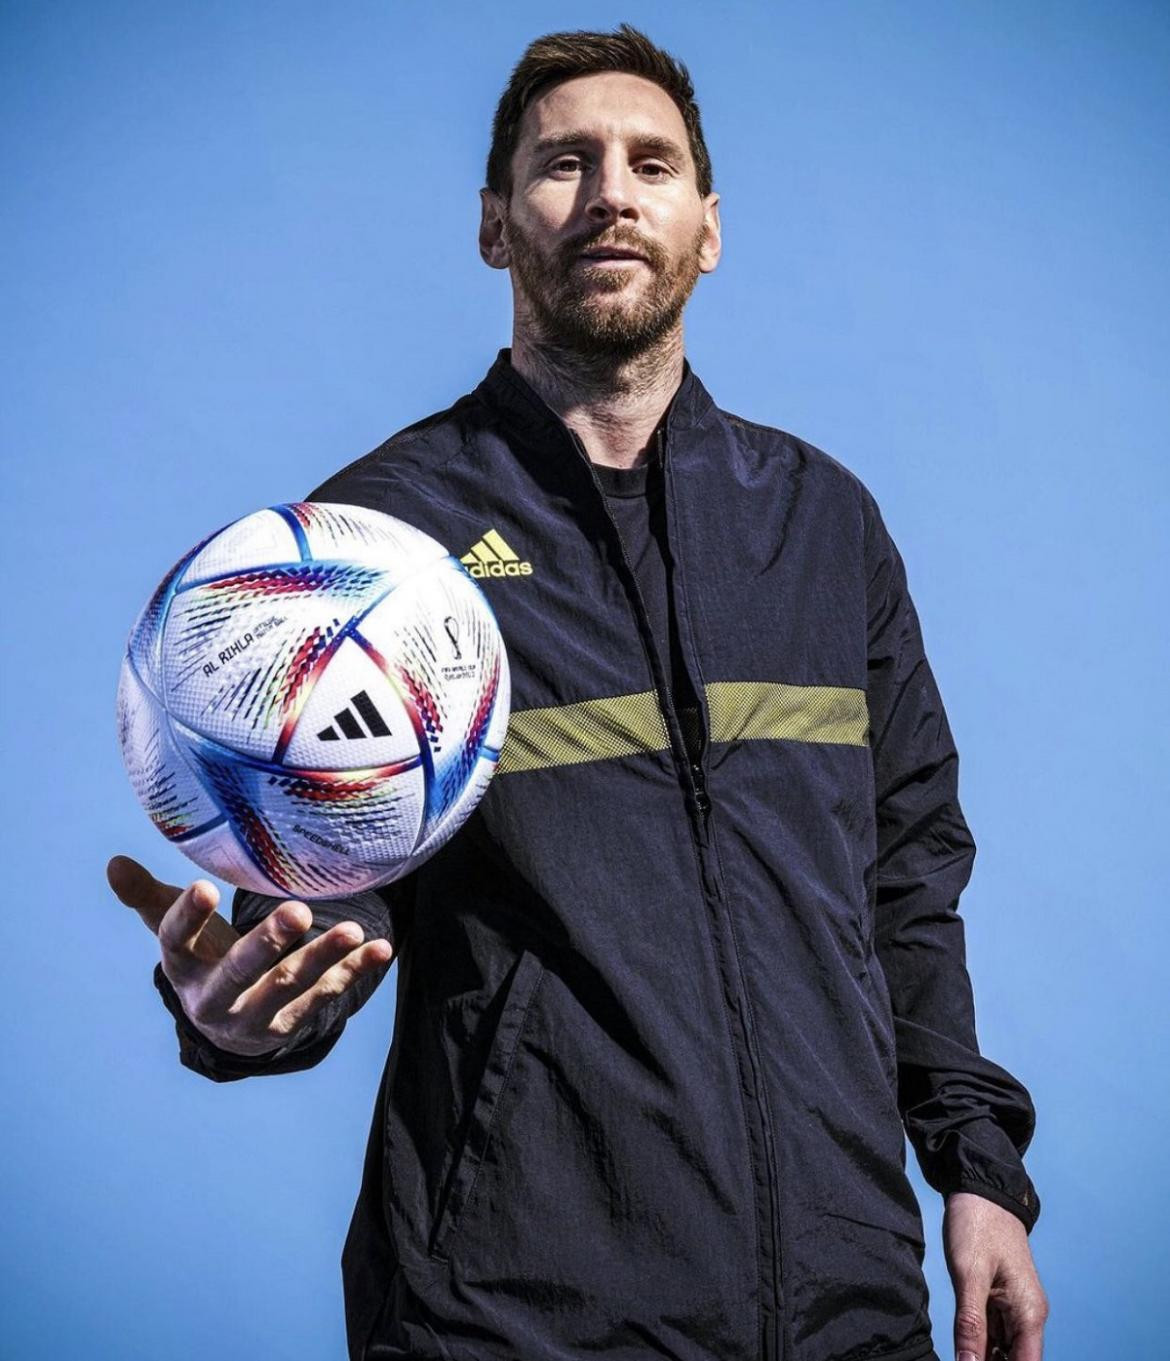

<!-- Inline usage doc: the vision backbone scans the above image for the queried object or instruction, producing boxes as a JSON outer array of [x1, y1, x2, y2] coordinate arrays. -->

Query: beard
[[504, 210, 709, 363]]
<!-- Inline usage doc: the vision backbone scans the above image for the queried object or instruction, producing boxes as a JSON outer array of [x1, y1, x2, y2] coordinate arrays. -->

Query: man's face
[[481, 71, 721, 361]]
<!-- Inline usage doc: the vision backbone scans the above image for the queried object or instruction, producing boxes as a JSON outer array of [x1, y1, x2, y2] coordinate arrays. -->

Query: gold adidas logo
[[460, 529, 533, 579]]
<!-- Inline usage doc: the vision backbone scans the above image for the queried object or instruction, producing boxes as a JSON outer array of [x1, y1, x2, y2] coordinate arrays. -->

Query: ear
[[479, 188, 510, 269], [698, 193, 722, 275]]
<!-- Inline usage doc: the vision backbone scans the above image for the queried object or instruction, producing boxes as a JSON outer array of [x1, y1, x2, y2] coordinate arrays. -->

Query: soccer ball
[[116, 502, 510, 899]]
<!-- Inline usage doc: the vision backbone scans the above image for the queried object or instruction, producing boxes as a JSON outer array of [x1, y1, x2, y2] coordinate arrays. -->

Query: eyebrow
[[529, 129, 688, 164]]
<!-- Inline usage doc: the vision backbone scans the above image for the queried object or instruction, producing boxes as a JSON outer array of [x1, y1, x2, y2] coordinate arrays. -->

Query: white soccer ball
[[116, 502, 510, 898]]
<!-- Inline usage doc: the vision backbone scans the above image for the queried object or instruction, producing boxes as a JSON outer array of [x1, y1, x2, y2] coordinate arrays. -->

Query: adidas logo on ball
[[317, 690, 392, 742], [461, 529, 533, 579]]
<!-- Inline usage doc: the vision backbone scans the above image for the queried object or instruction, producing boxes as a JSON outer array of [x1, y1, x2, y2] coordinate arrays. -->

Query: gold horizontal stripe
[[706, 681, 868, 746], [496, 690, 670, 776], [496, 681, 868, 776]]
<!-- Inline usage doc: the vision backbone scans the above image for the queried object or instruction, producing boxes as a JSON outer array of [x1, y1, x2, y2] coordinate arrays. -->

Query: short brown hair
[[485, 22, 714, 203]]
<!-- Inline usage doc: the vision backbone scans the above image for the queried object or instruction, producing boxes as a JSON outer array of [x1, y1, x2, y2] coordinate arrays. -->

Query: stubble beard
[[505, 210, 709, 365]]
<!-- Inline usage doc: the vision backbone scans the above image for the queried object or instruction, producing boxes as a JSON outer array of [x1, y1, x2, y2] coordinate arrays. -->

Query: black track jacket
[[154, 348, 1040, 1361]]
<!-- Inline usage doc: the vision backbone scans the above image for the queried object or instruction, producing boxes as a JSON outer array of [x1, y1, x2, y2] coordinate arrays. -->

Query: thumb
[[954, 1284, 989, 1361], [108, 855, 241, 959], [107, 854, 184, 934]]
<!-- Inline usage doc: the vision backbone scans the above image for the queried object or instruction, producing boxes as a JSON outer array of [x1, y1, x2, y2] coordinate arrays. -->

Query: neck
[[508, 325, 686, 471]]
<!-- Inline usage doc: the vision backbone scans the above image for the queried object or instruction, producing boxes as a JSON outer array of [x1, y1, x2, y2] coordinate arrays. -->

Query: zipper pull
[[689, 761, 711, 817]]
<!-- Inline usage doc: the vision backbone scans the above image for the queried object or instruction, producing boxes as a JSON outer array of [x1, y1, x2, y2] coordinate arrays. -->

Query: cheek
[[511, 220, 569, 270], [646, 208, 700, 263], [520, 189, 577, 235]]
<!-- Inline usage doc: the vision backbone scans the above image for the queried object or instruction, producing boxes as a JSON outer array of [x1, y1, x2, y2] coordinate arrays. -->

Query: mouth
[[575, 248, 648, 266]]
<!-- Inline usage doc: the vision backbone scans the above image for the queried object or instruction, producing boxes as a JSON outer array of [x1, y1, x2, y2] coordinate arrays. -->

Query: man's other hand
[[944, 1190, 1049, 1361], [107, 854, 395, 1057]]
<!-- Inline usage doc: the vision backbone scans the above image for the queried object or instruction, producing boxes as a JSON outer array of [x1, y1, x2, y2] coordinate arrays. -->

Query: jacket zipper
[[569, 424, 784, 1361]]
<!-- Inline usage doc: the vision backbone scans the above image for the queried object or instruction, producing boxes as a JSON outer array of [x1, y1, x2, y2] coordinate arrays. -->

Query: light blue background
[[3, 3, 1166, 1358]]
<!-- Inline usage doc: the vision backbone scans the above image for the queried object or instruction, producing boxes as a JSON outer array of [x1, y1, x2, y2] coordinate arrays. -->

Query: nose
[[584, 153, 640, 226]]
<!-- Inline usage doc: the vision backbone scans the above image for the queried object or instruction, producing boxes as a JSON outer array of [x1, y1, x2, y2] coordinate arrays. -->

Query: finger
[[1003, 1294, 1048, 1361], [107, 854, 185, 934], [264, 933, 395, 1037], [156, 877, 240, 973], [195, 899, 328, 1016]]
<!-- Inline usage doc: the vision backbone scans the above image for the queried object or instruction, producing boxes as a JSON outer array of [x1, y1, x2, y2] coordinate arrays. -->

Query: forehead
[[517, 71, 691, 158]]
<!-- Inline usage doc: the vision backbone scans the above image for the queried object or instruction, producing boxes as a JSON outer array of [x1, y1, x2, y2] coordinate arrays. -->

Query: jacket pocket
[[427, 947, 545, 1261]]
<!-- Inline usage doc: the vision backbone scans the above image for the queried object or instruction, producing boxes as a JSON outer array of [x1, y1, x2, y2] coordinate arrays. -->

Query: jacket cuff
[[913, 1113, 1041, 1234], [946, 1177, 1039, 1234], [152, 963, 342, 1083]]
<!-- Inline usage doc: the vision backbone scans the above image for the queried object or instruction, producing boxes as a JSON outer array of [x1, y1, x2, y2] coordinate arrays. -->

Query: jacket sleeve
[[154, 879, 415, 1084], [862, 490, 1041, 1234]]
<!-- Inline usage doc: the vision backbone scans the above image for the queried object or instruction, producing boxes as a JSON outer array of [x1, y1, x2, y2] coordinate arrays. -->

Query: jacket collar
[[473, 347, 716, 448]]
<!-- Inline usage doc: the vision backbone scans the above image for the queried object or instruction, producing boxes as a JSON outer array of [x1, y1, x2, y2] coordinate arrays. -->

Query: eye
[[548, 157, 670, 178]]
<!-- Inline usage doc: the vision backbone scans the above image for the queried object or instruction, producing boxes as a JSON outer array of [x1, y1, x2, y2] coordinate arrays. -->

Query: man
[[108, 23, 1048, 1361]]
